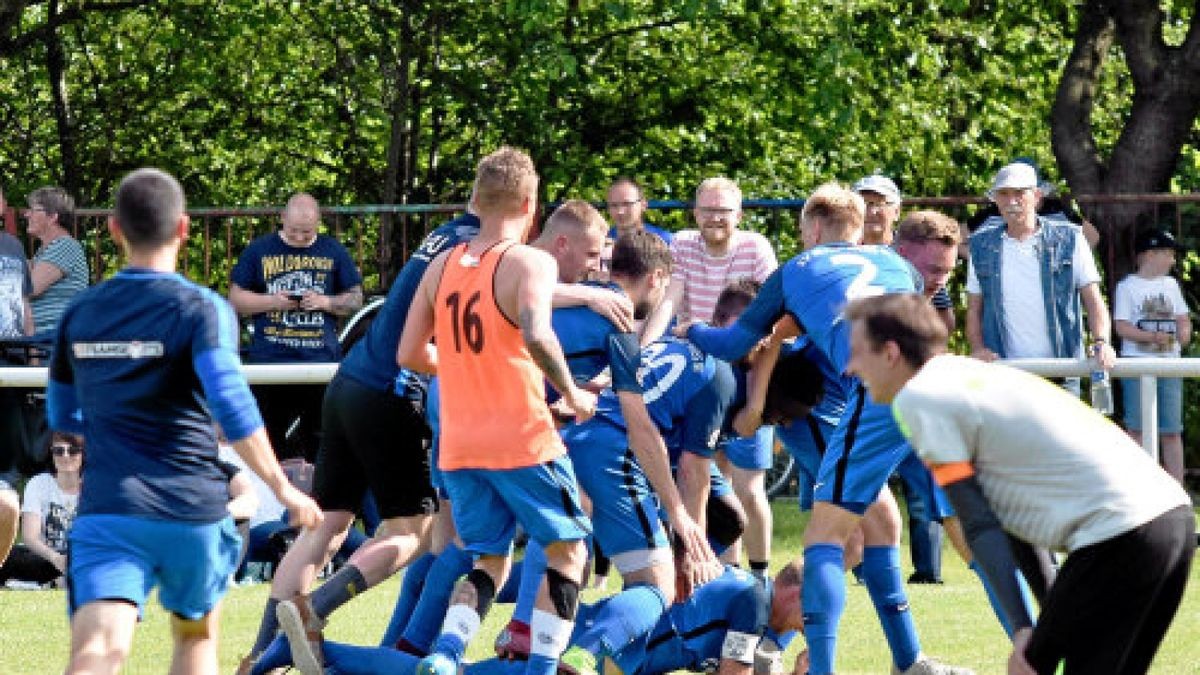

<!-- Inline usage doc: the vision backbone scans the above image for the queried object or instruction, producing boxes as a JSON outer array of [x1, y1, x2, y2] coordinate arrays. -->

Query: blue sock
[[325, 640, 420, 674], [860, 546, 921, 671], [402, 543, 473, 652], [573, 584, 667, 656], [526, 654, 559, 675], [513, 541, 547, 625], [430, 633, 467, 663], [802, 544, 846, 675], [251, 634, 291, 675], [497, 559, 523, 604], [381, 552, 437, 647]]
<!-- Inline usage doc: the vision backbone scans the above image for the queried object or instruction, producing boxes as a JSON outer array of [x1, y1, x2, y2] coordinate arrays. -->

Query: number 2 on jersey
[[445, 291, 484, 353], [830, 252, 885, 299]]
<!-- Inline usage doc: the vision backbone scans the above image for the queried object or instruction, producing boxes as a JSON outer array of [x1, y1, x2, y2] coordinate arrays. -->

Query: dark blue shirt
[[340, 215, 480, 392], [608, 223, 674, 246], [47, 269, 263, 522], [231, 233, 362, 363]]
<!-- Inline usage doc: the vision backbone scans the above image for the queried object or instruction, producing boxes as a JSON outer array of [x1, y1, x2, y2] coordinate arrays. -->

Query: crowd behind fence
[[3, 193, 1200, 293]]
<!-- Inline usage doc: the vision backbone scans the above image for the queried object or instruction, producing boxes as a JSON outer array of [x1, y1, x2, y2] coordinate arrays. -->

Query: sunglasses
[[51, 444, 82, 457]]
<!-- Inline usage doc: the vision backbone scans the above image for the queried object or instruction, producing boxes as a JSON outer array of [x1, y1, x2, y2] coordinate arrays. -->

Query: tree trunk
[[45, 0, 81, 204]]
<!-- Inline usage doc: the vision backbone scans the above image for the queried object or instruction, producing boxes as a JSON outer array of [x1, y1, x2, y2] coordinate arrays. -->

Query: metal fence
[[4, 193, 1199, 293]]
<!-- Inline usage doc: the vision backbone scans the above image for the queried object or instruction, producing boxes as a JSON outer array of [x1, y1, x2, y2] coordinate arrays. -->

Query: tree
[[1053, 0, 1200, 281]]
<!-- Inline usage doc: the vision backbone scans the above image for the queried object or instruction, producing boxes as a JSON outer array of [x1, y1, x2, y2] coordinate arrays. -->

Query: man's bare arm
[[396, 254, 448, 375]]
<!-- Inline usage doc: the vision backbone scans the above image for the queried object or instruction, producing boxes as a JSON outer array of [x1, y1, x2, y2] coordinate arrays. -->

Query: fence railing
[[3, 193, 1199, 293], [1, 357, 1192, 462]]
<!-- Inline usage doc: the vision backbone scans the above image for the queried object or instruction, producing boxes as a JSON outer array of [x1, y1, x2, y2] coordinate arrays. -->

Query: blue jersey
[[626, 566, 790, 675], [340, 214, 480, 393], [47, 269, 263, 522], [688, 242, 916, 375], [551, 282, 641, 396], [230, 233, 362, 363], [593, 337, 735, 459]]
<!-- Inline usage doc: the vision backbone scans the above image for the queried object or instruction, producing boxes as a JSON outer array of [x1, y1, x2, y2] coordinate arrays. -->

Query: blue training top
[[340, 214, 480, 393], [592, 337, 735, 461], [47, 269, 263, 522], [551, 281, 642, 397], [689, 242, 916, 374]]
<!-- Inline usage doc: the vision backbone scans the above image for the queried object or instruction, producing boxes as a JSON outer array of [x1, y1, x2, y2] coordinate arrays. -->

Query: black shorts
[[1025, 504, 1195, 674], [313, 372, 438, 519]]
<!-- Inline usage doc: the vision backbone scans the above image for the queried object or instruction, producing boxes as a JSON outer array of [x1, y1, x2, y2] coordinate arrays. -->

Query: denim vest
[[969, 216, 1083, 358]]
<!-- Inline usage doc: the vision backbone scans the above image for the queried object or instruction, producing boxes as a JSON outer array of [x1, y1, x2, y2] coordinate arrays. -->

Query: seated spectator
[[23, 186, 89, 336], [0, 185, 33, 338], [0, 433, 82, 587]]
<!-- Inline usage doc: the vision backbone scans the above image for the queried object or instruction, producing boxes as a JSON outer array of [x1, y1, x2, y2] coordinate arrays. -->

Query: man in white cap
[[853, 174, 902, 245], [965, 162, 1116, 390]]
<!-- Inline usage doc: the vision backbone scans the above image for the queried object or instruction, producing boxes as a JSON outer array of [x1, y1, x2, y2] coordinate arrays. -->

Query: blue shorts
[[442, 456, 591, 557], [814, 386, 911, 514], [561, 421, 670, 572], [777, 416, 832, 512], [425, 378, 447, 496], [1121, 376, 1183, 433], [68, 514, 241, 620], [709, 461, 733, 499], [892, 450, 954, 520], [721, 425, 775, 471]]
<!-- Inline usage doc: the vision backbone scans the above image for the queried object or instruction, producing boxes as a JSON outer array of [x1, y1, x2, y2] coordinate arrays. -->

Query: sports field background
[[1, 503, 1197, 674]]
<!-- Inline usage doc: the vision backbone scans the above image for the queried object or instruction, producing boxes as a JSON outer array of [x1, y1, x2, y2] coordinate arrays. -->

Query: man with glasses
[[605, 178, 673, 245], [229, 193, 363, 461]]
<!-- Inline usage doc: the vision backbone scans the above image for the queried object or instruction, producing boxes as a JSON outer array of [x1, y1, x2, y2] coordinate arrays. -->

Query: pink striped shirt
[[669, 229, 777, 323]]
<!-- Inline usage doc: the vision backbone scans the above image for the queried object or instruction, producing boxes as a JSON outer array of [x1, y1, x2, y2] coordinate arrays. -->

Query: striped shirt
[[32, 236, 89, 335], [669, 230, 777, 324]]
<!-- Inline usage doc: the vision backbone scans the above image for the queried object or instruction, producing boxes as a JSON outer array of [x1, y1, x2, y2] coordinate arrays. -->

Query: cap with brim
[[987, 162, 1039, 199], [1134, 229, 1187, 254], [852, 174, 901, 204]]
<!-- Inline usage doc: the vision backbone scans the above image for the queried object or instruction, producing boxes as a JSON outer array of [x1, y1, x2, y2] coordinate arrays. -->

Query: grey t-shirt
[[0, 233, 32, 337], [894, 354, 1189, 552]]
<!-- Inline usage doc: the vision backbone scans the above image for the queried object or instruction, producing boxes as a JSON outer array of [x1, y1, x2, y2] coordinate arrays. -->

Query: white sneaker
[[892, 653, 975, 675]]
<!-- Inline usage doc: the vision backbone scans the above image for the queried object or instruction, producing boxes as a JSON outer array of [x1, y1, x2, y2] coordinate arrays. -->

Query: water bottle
[[1089, 343, 1114, 415]]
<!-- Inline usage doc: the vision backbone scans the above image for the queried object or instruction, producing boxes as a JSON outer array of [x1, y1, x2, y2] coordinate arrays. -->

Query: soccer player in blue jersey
[[686, 183, 970, 675], [261, 562, 806, 675], [47, 168, 322, 674]]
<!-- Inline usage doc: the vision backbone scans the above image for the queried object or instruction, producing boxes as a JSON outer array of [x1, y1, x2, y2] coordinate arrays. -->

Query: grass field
[[1, 503, 1198, 674]]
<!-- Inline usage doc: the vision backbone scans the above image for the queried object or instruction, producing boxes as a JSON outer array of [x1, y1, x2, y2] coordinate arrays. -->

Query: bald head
[[280, 192, 321, 247]]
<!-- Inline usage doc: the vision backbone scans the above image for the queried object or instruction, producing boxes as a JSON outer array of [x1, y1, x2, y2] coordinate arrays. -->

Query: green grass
[[1, 503, 1198, 673]]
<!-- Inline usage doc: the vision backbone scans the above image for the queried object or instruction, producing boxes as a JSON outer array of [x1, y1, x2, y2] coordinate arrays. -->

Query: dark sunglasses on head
[[51, 444, 82, 457]]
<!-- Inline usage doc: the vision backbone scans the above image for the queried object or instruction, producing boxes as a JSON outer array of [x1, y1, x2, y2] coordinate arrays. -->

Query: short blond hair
[[801, 182, 864, 239], [544, 199, 608, 239], [895, 210, 961, 247], [472, 146, 538, 216], [695, 176, 741, 204]]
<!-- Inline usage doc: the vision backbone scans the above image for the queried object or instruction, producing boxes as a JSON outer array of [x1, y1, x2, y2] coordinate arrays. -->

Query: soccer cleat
[[416, 652, 460, 675], [276, 594, 326, 675], [494, 618, 532, 660], [907, 572, 945, 585], [558, 646, 598, 675], [892, 653, 975, 675]]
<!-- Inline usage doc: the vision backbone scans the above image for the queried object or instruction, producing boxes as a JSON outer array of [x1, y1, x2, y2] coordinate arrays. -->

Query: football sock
[[380, 551, 436, 646], [861, 546, 921, 671], [802, 543, 846, 675]]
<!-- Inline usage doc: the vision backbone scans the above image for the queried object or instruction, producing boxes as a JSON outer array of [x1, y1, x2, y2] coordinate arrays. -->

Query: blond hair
[[472, 146, 538, 216], [801, 182, 864, 240], [695, 176, 742, 204], [544, 199, 608, 239]]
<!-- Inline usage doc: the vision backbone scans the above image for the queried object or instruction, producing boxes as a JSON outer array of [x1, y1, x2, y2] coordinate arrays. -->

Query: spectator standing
[[605, 177, 673, 245], [1114, 229, 1193, 482], [0, 186, 33, 337], [965, 158, 1100, 250], [24, 186, 88, 336], [965, 162, 1116, 389], [0, 433, 82, 587], [643, 177, 775, 342], [229, 193, 363, 460], [853, 174, 903, 246]]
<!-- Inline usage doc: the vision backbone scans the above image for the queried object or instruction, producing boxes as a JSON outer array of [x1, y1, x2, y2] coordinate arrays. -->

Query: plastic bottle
[[1090, 344, 1114, 415]]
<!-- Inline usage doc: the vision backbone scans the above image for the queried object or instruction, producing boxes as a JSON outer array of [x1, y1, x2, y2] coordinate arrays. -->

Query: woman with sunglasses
[[0, 433, 82, 587]]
